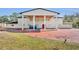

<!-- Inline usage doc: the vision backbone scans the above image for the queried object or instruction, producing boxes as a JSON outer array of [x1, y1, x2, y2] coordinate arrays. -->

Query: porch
[[21, 15, 58, 31]]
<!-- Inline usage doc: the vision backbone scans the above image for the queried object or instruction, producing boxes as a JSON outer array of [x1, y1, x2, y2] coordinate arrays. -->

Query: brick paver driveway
[[26, 29, 79, 43]]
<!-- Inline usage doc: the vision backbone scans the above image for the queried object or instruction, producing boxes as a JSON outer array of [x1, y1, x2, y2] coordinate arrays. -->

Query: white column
[[56, 14, 58, 29], [33, 15, 35, 30], [44, 16, 46, 30], [22, 14, 24, 31]]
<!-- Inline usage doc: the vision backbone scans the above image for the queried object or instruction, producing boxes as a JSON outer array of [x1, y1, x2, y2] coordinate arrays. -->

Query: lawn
[[0, 32, 79, 50]]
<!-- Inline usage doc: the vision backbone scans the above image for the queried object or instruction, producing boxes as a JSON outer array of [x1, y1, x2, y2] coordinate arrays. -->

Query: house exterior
[[5, 8, 72, 31]]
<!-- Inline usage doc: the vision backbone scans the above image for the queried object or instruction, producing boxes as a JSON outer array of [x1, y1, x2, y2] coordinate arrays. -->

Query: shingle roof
[[20, 8, 60, 14]]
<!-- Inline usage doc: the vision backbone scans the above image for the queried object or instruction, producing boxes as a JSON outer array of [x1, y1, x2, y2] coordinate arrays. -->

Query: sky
[[0, 8, 79, 16]]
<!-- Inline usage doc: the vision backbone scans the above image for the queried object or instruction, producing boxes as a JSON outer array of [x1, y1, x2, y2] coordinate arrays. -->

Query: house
[[5, 8, 72, 31]]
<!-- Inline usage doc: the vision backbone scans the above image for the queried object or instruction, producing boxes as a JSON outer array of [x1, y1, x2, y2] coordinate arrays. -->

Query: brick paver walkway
[[26, 29, 79, 43]]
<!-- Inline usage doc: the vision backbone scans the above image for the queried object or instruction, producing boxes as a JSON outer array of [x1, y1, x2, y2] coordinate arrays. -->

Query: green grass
[[0, 32, 79, 50]]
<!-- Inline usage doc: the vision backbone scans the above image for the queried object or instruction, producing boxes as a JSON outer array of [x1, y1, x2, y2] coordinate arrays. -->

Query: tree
[[64, 13, 79, 28], [9, 12, 18, 22], [64, 15, 68, 20], [0, 16, 9, 23], [0, 12, 19, 24], [64, 15, 73, 22]]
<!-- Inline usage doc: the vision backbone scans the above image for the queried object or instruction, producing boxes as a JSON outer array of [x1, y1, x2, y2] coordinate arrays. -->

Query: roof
[[20, 8, 60, 14]]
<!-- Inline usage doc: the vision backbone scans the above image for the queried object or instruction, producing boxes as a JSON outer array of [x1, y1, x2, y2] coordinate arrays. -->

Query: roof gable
[[20, 8, 60, 15]]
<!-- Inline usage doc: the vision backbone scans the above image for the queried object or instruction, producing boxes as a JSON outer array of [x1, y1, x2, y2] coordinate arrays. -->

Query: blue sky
[[0, 8, 79, 16]]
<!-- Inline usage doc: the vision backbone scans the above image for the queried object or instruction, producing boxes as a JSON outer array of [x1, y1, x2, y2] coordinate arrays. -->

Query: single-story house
[[5, 8, 72, 31]]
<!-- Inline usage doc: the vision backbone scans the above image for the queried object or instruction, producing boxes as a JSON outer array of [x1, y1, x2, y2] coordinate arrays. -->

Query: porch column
[[44, 16, 46, 30], [33, 15, 35, 30], [56, 14, 58, 29], [22, 14, 24, 31]]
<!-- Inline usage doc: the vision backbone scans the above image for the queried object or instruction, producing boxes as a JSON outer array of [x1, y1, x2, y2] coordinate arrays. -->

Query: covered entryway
[[24, 15, 54, 30], [25, 15, 47, 30]]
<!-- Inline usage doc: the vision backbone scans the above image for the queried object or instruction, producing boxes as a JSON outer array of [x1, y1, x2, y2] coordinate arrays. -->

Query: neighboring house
[[5, 8, 72, 31]]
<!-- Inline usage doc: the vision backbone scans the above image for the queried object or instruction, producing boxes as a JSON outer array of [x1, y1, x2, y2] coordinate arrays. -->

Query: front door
[[42, 24, 44, 29]]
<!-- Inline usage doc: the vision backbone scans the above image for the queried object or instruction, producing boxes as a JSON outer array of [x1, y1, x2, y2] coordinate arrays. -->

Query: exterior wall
[[46, 17, 63, 28], [18, 18, 29, 28]]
